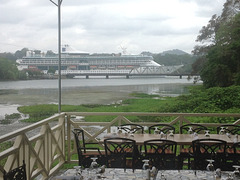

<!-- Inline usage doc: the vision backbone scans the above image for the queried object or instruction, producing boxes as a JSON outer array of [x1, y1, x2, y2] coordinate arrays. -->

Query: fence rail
[[1, 112, 240, 180]]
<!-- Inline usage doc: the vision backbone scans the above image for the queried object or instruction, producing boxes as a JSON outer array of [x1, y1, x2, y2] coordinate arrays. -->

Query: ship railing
[[1, 112, 240, 180]]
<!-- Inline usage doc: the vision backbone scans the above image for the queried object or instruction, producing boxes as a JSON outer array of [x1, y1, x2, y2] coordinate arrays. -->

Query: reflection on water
[[0, 76, 196, 90]]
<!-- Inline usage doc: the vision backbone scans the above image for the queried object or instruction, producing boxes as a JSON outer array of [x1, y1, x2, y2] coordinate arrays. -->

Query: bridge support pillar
[[106, 75, 109, 79], [179, 75, 182, 79], [126, 75, 129, 79], [86, 75, 89, 79]]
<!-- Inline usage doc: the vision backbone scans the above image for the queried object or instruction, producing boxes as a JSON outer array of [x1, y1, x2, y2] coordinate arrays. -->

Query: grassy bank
[[17, 85, 240, 123]]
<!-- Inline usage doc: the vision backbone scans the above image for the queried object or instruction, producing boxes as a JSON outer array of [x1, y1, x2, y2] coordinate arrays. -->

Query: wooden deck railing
[[1, 112, 240, 180]]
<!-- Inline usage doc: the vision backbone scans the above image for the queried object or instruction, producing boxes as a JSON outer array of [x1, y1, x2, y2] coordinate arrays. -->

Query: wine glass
[[90, 157, 99, 169], [73, 165, 82, 176], [206, 159, 214, 171], [188, 126, 193, 134], [129, 130, 134, 138], [193, 132, 198, 140], [205, 130, 210, 137], [206, 159, 215, 179], [233, 165, 240, 179], [142, 159, 150, 180], [219, 127, 225, 135], [234, 134, 238, 143], [169, 130, 174, 137], [89, 157, 99, 179], [117, 127, 122, 134], [154, 127, 160, 134]]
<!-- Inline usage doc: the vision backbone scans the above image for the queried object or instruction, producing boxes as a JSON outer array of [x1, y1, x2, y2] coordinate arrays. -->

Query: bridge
[[60, 65, 195, 79]]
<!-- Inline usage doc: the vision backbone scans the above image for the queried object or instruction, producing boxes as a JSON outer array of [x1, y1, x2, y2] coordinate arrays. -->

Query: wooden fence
[[1, 112, 240, 180]]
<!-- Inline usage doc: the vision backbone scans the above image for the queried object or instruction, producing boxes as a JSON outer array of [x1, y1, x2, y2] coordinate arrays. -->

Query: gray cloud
[[0, 0, 226, 54]]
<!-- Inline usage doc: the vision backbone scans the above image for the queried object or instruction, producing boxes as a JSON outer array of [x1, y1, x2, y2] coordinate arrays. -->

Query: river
[[0, 76, 201, 136], [0, 76, 200, 118]]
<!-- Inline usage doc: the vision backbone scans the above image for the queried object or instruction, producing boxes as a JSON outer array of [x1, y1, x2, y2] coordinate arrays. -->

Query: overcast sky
[[0, 0, 226, 54]]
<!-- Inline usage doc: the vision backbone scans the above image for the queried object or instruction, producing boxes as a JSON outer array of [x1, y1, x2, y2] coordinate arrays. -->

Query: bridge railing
[[1, 112, 240, 180]]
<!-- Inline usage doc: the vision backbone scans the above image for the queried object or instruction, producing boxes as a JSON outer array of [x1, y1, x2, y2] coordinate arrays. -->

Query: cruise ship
[[16, 45, 183, 77]]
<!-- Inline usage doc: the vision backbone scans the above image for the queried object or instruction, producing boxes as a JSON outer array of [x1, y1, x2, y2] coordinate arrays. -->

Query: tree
[[14, 48, 28, 59], [201, 13, 240, 87], [46, 50, 56, 57], [192, 0, 240, 75], [0, 57, 19, 80], [24, 69, 43, 79], [0, 52, 17, 61]]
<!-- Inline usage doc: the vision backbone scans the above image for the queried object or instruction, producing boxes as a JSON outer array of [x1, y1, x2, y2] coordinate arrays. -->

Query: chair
[[3, 160, 27, 180], [72, 128, 104, 168], [232, 141, 240, 164], [117, 123, 144, 160], [117, 123, 144, 134], [192, 138, 227, 170], [148, 124, 175, 134], [217, 124, 240, 163], [178, 124, 208, 169], [144, 139, 177, 170], [216, 124, 240, 135], [180, 123, 208, 134], [104, 137, 137, 171], [225, 141, 240, 170]]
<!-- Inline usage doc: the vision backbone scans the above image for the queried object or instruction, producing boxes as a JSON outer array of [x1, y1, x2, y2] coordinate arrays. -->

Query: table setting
[[53, 166, 240, 180]]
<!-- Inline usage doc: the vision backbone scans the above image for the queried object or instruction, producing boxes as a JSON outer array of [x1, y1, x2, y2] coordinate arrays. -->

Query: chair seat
[[180, 147, 193, 154], [117, 147, 133, 153], [226, 148, 240, 154], [216, 149, 226, 153], [147, 148, 173, 154], [82, 151, 105, 156]]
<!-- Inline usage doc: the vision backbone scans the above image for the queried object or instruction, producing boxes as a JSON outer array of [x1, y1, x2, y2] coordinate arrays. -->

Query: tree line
[[0, 49, 55, 80]]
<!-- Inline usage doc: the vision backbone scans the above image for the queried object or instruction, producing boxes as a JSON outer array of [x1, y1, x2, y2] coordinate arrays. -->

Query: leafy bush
[[5, 113, 21, 120]]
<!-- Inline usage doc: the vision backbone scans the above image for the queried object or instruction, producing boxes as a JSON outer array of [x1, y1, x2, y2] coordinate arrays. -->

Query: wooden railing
[[1, 112, 240, 180]]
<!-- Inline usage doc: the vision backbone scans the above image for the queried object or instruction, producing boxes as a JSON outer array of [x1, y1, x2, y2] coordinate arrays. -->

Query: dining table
[[100, 132, 238, 146], [53, 167, 234, 180]]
